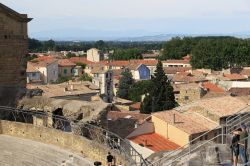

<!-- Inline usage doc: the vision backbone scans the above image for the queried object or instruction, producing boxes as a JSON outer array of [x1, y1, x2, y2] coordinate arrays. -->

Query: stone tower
[[0, 3, 32, 106]]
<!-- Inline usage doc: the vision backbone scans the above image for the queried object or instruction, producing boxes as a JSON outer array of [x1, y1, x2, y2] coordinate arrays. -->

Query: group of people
[[231, 123, 249, 166]]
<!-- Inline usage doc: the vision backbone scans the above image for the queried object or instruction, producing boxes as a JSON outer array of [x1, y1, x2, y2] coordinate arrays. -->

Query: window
[[64, 69, 67, 74], [184, 96, 189, 100], [32, 73, 36, 77]]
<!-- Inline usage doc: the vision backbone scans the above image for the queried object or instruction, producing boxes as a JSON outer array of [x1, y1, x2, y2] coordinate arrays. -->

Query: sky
[[2, 0, 250, 40]]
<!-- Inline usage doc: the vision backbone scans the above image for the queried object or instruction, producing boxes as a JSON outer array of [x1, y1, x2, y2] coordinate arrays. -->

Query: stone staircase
[[0, 135, 92, 166]]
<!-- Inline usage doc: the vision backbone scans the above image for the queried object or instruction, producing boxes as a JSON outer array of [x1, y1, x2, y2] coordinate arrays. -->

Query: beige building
[[177, 83, 206, 104], [151, 95, 250, 146], [58, 59, 76, 77], [87, 48, 104, 62], [0, 3, 32, 106]]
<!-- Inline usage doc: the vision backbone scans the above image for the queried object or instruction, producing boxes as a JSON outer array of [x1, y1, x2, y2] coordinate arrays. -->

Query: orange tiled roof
[[128, 133, 180, 152], [164, 67, 191, 75], [31, 57, 58, 67], [202, 82, 225, 93], [223, 73, 247, 81], [240, 69, 250, 76], [69, 57, 94, 65], [26, 62, 39, 73], [109, 60, 130, 67], [182, 54, 192, 61], [130, 102, 141, 110], [58, 59, 76, 67], [107, 111, 150, 124], [129, 59, 158, 66]]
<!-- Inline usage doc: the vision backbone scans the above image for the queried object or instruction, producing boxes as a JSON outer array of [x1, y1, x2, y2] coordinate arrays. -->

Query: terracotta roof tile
[[153, 110, 218, 134], [130, 102, 141, 110], [58, 59, 76, 67], [26, 62, 39, 73], [223, 73, 247, 81], [164, 67, 191, 75], [128, 133, 180, 152], [69, 57, 94, 65], [202, 82, 225, 93], [229, 88, 250, 96], [240, 69, 250, 76]]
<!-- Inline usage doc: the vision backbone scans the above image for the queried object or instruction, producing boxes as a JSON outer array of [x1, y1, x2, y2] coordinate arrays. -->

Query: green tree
[[66, 52, 76, 58], [140, 94, 152, 114], [128, 80, 153, 102], [43, 39, 56, 51], [117, 69, 134, 99], [79, 73, 92, 81], [140, 61, 176, 114]]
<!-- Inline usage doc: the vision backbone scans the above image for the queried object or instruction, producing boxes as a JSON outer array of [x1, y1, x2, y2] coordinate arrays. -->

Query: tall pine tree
[[117, 69, 134, 99], [140, 61, 176, 114]]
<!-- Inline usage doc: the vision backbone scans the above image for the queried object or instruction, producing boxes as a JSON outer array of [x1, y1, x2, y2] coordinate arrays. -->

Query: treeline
[[28, 38, 162, 53], [160, 36, 250, 70]]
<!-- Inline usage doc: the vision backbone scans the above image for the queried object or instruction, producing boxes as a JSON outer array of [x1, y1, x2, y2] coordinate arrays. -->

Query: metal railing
[[148, 125, 222, 166], [0, 106, 147, 166], [149, 105, 250, 166]]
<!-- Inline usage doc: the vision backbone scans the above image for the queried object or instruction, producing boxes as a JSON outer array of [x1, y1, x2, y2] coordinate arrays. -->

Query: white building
[[87, 48, 104, 62], [29, 58, 58, 84], [162, 60, 191, 68], [91, 68, 113, 102]]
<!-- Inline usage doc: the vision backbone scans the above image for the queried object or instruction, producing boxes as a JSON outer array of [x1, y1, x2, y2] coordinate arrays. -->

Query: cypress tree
[[140, 61, 176, 113], [117, 69, 134, 99]]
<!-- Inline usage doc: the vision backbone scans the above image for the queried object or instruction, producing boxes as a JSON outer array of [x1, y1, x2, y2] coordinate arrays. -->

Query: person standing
[[231, 129, 240, 166], [239, 124, 248, 166], [234, 124, 248, 166], [106, 152, 114, 166]]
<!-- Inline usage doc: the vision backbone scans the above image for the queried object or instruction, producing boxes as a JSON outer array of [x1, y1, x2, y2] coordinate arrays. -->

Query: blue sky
[[2, 0, 250, 40]]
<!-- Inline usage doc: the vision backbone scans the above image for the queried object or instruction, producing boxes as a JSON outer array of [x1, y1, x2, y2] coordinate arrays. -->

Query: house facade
[[26, 62, 41, 84], [87, 48, 104, 62], [128, 64, 151, 80], [58, 59, 76, 77], [92, 69, 113, 102]]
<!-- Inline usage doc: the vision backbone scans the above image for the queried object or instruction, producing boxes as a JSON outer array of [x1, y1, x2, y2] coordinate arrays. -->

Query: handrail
[[148, 123, 222, 165], [167, 130, 250, 166], [226, 105, 250, 125], [0, 106, 147, 166], [166, 134, 224, 166], [226, 111, 250, 134]]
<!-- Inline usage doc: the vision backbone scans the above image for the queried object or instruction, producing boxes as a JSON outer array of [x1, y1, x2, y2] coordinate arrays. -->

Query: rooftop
[[27, 82, 98, 98], [202, 82, 225, 93], [58, 59, 76, 67], [128, 133, 180, 152], [153, 110, 218, 135]]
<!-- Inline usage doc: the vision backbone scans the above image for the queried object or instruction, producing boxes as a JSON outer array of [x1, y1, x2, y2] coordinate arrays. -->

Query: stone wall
[[0, 120, 128, 165], [0, 7, 30, 106]]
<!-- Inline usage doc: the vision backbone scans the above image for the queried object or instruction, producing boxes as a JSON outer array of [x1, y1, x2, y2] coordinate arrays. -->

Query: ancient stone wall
[[0, 120, 128, 165], [0, 8, 29, 106]]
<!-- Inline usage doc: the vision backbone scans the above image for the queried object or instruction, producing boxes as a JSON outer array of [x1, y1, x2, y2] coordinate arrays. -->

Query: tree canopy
[[140, 61, 176, 114], [160, 36, 250, 70], [117, 69, 134, 99]]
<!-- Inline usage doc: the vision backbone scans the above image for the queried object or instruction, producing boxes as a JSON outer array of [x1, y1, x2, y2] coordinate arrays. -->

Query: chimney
[[134, 123, 138, 129], [173, 114, 176, 124], [70, 84, 74, 91]]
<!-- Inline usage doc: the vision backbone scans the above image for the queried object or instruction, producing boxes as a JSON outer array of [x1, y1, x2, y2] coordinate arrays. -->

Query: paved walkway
[[0, 135, 93, 166]]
